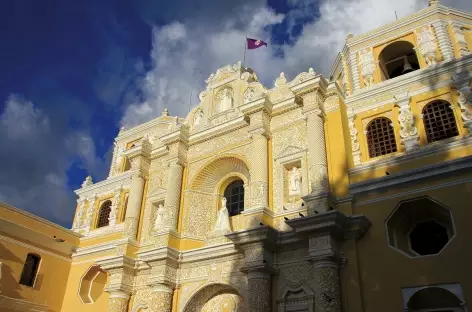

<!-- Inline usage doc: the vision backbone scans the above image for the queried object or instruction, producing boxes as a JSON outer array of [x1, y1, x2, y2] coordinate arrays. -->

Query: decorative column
[[109, 188, 122, 227], [309, 235, 342, 312], [348, 51, 361, 91], [137, 247, 179, 312], [124, 138, 151, 240], [286, 211, 371, 312], [72, 198, 86, 230], [300, 90, 329, 215], [347, 106, 361, 166], [97, 257, 135, 312], [431, 21, 455, 62], [240, 97, 272, 212], [395, 92, 419, 151], [162, 161, 183, 230], [108, 291, 130, 312], [83, 195, 97, 235], [226, 226, 276, 312], [452, 72, 472, 134], [450, 22, 471, 57], [149, 284, 173, 312]]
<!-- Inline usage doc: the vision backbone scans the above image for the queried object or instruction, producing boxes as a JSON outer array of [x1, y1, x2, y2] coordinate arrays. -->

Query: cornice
[[116, 117, 182, 141], [225, 225, 278, 250], [290, 75, 328, 96], [349, 155, 472, 195], [271, 96, 303, 116], [189, 116, 249, 145], [150, 145, 169, 160], [285, 210, 371, 240], [75, 171, 132, 197], [350, 136, 472, 174], [96, 254, 136, 271], [239, 97, 272, 115], [136, 246, 180, 263], [72, 237, 137, 258], [159, 126, 190, 146], [180, 242, 240, 263]]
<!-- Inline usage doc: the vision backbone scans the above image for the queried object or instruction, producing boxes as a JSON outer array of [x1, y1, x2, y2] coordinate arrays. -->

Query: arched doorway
[[182, 283, 246, 312]]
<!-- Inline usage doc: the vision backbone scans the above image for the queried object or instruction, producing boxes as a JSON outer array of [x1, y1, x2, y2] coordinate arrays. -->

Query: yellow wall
[[350, 181, 472, 311]]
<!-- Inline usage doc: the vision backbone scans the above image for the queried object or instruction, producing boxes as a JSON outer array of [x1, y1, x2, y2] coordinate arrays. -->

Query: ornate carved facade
[[2, 2, 471, 312]]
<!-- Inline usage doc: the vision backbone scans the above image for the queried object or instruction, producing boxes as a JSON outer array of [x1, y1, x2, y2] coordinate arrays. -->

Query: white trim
[[117, 117, 180, 141], [350, 155, 472, 195], [75, 171, 132, 197], [357, 175, 472, 206], [83, 223, 125, 239], [0, 235, 71, 262], [350, 136, 472, 175], [72, 237, 137, 258]]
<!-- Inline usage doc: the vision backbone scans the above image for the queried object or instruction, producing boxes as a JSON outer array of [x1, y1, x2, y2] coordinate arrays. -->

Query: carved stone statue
[[358, 49, 375, 87], [153, 204, 165, 230], [417, 26, 437, 66], [210, 197, 232, 236], [220, 88, 233, 112], [289, 167, 302, 195], [194, 109, 203, 126], [115, 145, 125, 174]]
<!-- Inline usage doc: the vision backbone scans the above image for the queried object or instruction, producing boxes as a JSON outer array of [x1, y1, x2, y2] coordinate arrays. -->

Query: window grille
[[366, 117, 398, 158]]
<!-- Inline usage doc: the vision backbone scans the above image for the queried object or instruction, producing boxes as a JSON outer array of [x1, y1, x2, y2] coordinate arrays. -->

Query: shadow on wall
[[0, 242, 25, 300]]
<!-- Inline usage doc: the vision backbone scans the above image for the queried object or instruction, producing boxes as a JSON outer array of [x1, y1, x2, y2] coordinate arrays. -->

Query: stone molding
[[75, 171, 132, 198], [350, 155, 472, 195]]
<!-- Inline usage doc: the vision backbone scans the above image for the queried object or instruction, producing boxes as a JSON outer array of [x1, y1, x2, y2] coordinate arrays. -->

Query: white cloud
[[123, 0, 472, 127]]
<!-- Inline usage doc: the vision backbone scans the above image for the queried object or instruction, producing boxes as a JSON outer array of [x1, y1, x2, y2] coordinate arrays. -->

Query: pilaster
[[432, 21, 455, 62], [149, 284, 173, 312], [450, 22, 471, 57], [108, 291, 130, 312], [348, 51, 361, 91], [395, 92, 419, 151], [226, 226, 277, 312], [286, 210, 371, 312]]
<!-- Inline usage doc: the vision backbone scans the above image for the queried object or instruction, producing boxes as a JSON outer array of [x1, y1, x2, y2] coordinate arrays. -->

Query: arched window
[[422, 100, 459, 143], [407, 287, 464, 311], [97, 200, 112, 228], [366, 117, 397, 158], [378, 41, 420, 80], [224, 180, 244, 216], [19, 253, 40, 287]]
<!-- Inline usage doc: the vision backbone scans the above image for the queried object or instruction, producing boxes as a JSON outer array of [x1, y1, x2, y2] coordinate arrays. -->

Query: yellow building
[[1, 1, 472, 311]]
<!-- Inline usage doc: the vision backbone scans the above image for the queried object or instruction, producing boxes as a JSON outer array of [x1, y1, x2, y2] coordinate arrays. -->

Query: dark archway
[[379, 41, 420, 80]]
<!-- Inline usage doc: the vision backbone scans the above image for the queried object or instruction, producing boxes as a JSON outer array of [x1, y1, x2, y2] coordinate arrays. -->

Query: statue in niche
[[194, 109, 203, 127], [210, 197, 232, 236], [289, 167, 302, 196], [114, 145, 125, 174], [218, 88, 233, 112], [153, 204, 165, 230]]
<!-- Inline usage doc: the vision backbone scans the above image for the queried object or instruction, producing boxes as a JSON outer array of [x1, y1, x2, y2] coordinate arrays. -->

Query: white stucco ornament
[[417, 26, 437, 66], [82, 175, 93, 188], [358, 49, 375, 87], [210, 197, 232, 236], [154, 204, 165, 230], [288, 167, 301, 196]]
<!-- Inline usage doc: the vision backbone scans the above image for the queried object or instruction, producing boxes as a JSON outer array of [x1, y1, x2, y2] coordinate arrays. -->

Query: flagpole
[[243, 36, 247, 70]]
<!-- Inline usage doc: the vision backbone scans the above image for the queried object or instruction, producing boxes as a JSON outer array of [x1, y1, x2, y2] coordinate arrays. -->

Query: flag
[[247, 38, 268, 50]]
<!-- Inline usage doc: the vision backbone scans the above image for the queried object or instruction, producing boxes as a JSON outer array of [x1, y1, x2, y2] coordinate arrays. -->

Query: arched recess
[[78, 265, 107, 304], [182, 283, 245, 312], [378, 40, 420, 81], [405, 286, 465, 311], [184, 156, 251, 238], [190, 155, 250, 193], [276, 284, 314, 312]]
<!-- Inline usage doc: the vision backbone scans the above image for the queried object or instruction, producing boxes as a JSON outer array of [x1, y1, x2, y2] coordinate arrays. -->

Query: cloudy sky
[[0, 0, 471, 227]]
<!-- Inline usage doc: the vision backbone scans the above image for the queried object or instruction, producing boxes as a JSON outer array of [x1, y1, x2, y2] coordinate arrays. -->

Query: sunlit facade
[[1, 1, 472, 311]]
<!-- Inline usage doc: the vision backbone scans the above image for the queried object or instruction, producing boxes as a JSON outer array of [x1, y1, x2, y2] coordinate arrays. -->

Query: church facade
[[1, 1, 472, 311]]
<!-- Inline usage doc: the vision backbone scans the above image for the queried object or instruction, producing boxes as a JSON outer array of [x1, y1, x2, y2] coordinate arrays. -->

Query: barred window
[[366, 117, 398, 158], [97, 200, 112, 228], [19, 253, 41, 287], [422, 100, 459, 143], [224, 180, 244, 216]]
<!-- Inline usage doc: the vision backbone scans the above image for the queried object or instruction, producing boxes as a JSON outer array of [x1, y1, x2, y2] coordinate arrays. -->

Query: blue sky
[[0, 0, 470, 228]]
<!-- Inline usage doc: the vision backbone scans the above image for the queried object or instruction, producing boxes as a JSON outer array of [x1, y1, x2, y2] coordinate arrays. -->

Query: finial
[[119, 126, 125, 133], [162, 108, 169, 116], [429, 0, 439, 6], [275, 72, 287, 87], [280, 72, 285, 78], [308, 68, 314, 74], [82, 175, 93, 188]]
